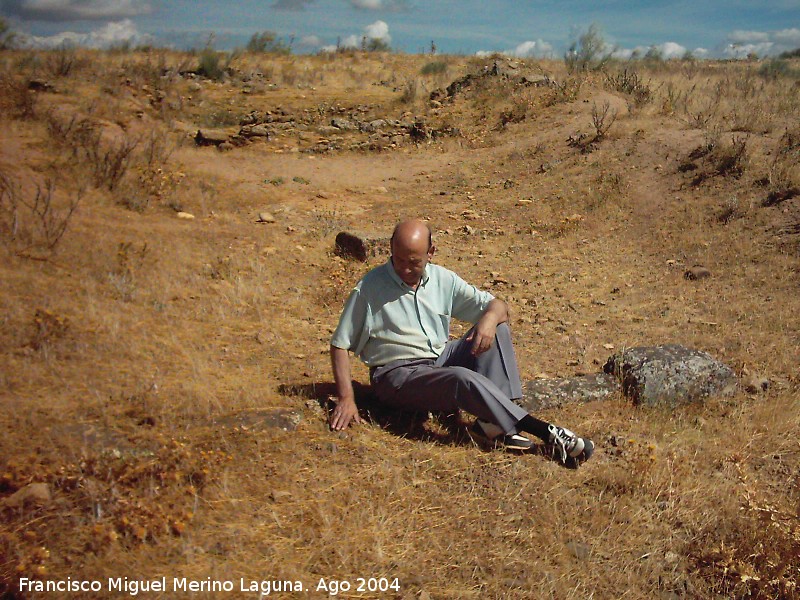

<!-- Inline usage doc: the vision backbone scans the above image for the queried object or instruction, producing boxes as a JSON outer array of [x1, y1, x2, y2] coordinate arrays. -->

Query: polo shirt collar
[[387, 258, 430, 290]]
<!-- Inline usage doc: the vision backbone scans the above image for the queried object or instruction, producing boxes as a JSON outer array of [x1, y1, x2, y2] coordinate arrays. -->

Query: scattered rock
[[269, 490, 292, 502], [684, 265, 711, 280], [240, 124, 270, 138], [334, 231, 388, 262], [743, 373, 769, 394], [257, 212, 276, 224], [176, 211, 195, 220], [565, 540, 591, 561], [604, 345, 737, 407], [211, 409, 302, 432], [519, 373, 620, 412], [27, 79, 56, 92], [195, 129, 230, 147], [331, 118, 355, 130], [2, 483, 52, 509], [217, 141, 234, 152]]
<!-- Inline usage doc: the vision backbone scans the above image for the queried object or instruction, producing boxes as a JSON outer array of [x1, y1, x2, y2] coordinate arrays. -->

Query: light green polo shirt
[[331, 260, 494, 366]]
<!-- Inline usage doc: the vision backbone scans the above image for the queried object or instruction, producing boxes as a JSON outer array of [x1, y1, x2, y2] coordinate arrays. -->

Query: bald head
[[391, 219, 432, 251], [390, 219, 435, 288]]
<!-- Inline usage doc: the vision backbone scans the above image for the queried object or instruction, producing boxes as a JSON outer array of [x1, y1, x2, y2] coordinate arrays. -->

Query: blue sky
[[1, 0, 799, 59]]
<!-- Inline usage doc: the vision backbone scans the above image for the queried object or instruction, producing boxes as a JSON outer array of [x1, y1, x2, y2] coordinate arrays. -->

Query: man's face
[[391, 238, 434, 287]]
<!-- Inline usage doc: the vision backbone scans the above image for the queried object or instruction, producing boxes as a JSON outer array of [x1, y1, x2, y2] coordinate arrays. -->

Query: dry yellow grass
[[1, 49, 799, 599]]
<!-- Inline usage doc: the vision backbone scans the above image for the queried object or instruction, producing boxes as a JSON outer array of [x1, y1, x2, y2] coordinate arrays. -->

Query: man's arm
[[329, 345, 362, 430], [465, 298, 509, 356]]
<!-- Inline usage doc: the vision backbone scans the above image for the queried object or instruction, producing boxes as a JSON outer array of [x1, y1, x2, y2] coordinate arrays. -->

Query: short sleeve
[[450, 272, 494, 324], [331, 287, 368, 351]]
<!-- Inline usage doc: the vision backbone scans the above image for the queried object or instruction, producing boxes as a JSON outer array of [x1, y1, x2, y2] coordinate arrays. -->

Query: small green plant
[[246, 31, 292, 55], [197, 46, 225, 81], [364, 37, 390, 52], [421, 61, 448, 76], [399, 78, 418, 104], [758, 59, 799, 80], [266, 177, 284, 186]]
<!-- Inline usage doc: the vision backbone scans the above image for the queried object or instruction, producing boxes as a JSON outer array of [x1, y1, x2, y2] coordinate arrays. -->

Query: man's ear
[[428, 244, 436, 259]]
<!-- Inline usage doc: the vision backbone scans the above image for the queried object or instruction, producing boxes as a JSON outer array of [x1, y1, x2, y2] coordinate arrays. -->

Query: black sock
[[517, 415, 552, 442]]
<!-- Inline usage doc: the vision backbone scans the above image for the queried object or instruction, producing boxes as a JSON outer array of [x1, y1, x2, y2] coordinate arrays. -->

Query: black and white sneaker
[[547, 424, 594, 465], [471, 419, 533, 451]]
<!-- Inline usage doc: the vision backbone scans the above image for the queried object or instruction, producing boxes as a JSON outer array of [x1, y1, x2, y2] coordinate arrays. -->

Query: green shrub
[[421, 61, 448, 76], [246, 31, 291, 55], [197, 47, 225, 80]]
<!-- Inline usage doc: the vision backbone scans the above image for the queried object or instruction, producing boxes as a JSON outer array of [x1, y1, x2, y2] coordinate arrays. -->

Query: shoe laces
[[548, 425, 575, 463]]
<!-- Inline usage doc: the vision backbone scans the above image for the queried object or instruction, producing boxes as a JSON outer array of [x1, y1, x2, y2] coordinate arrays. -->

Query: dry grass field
[[1, 47, 799, 599]]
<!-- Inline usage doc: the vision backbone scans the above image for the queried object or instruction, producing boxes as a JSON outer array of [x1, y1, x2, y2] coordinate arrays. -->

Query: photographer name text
[[19, 576, 401, 597]]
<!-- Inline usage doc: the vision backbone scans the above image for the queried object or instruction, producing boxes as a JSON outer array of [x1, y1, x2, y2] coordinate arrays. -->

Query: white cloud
[[298, 34, 320, 48], [325, 20, 391, 50], [655, 41, 687, 59], [349, 0, 410, 10], [722, 28, 800, 58], [364, 20, 390, 41], [21, 18, 150, 48], [271, 0, 316, 10], [511, 39, 553, 58], [728, 30, 771, 44], [2, 0, 153, 21], [722, 42, 773, 58], [350, 0, 381, 8], [773, 27, 800, 46], [475, 39, 554, 59]]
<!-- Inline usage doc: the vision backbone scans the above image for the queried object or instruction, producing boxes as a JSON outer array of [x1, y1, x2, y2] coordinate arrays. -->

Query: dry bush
[[764, 126, 800, 200], [119, 128, 183, 212], [591, 100, 617, 140], [44, 111, 141, 191], [0, 73, 37, 120], [44, 44, 91, 78], [545, 76, 584, 105], [0, 173, 81, 258], [605, 68, 653, 108]]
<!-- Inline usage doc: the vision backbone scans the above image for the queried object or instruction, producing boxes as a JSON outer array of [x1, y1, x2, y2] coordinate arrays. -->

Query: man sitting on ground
[[328, 218, 594, 465]]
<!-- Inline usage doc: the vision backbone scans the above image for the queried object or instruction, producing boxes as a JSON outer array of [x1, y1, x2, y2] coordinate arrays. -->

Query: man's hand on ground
[[329, 396, 362, 430]]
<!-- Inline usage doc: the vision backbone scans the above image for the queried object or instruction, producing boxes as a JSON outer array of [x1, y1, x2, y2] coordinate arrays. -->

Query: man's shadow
[[278, 380, 559, 461], [278, 380, 474, 447]]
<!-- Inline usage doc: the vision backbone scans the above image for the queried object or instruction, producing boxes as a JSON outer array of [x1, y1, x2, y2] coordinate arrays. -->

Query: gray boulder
[[603, 344, 736, 407], [195, 129, 230, 147], [518, 373, 620, 412], [331, 118, 356, 130]]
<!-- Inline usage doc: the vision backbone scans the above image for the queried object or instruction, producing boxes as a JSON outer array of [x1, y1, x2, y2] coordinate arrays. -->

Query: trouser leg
[[372, 363, 529, 434], [370, 324, 529, 434], [435, 322, 523, 400]]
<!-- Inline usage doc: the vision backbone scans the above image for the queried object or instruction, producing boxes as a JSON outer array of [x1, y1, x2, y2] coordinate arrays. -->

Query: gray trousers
[[369, 323, 529, 435]]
